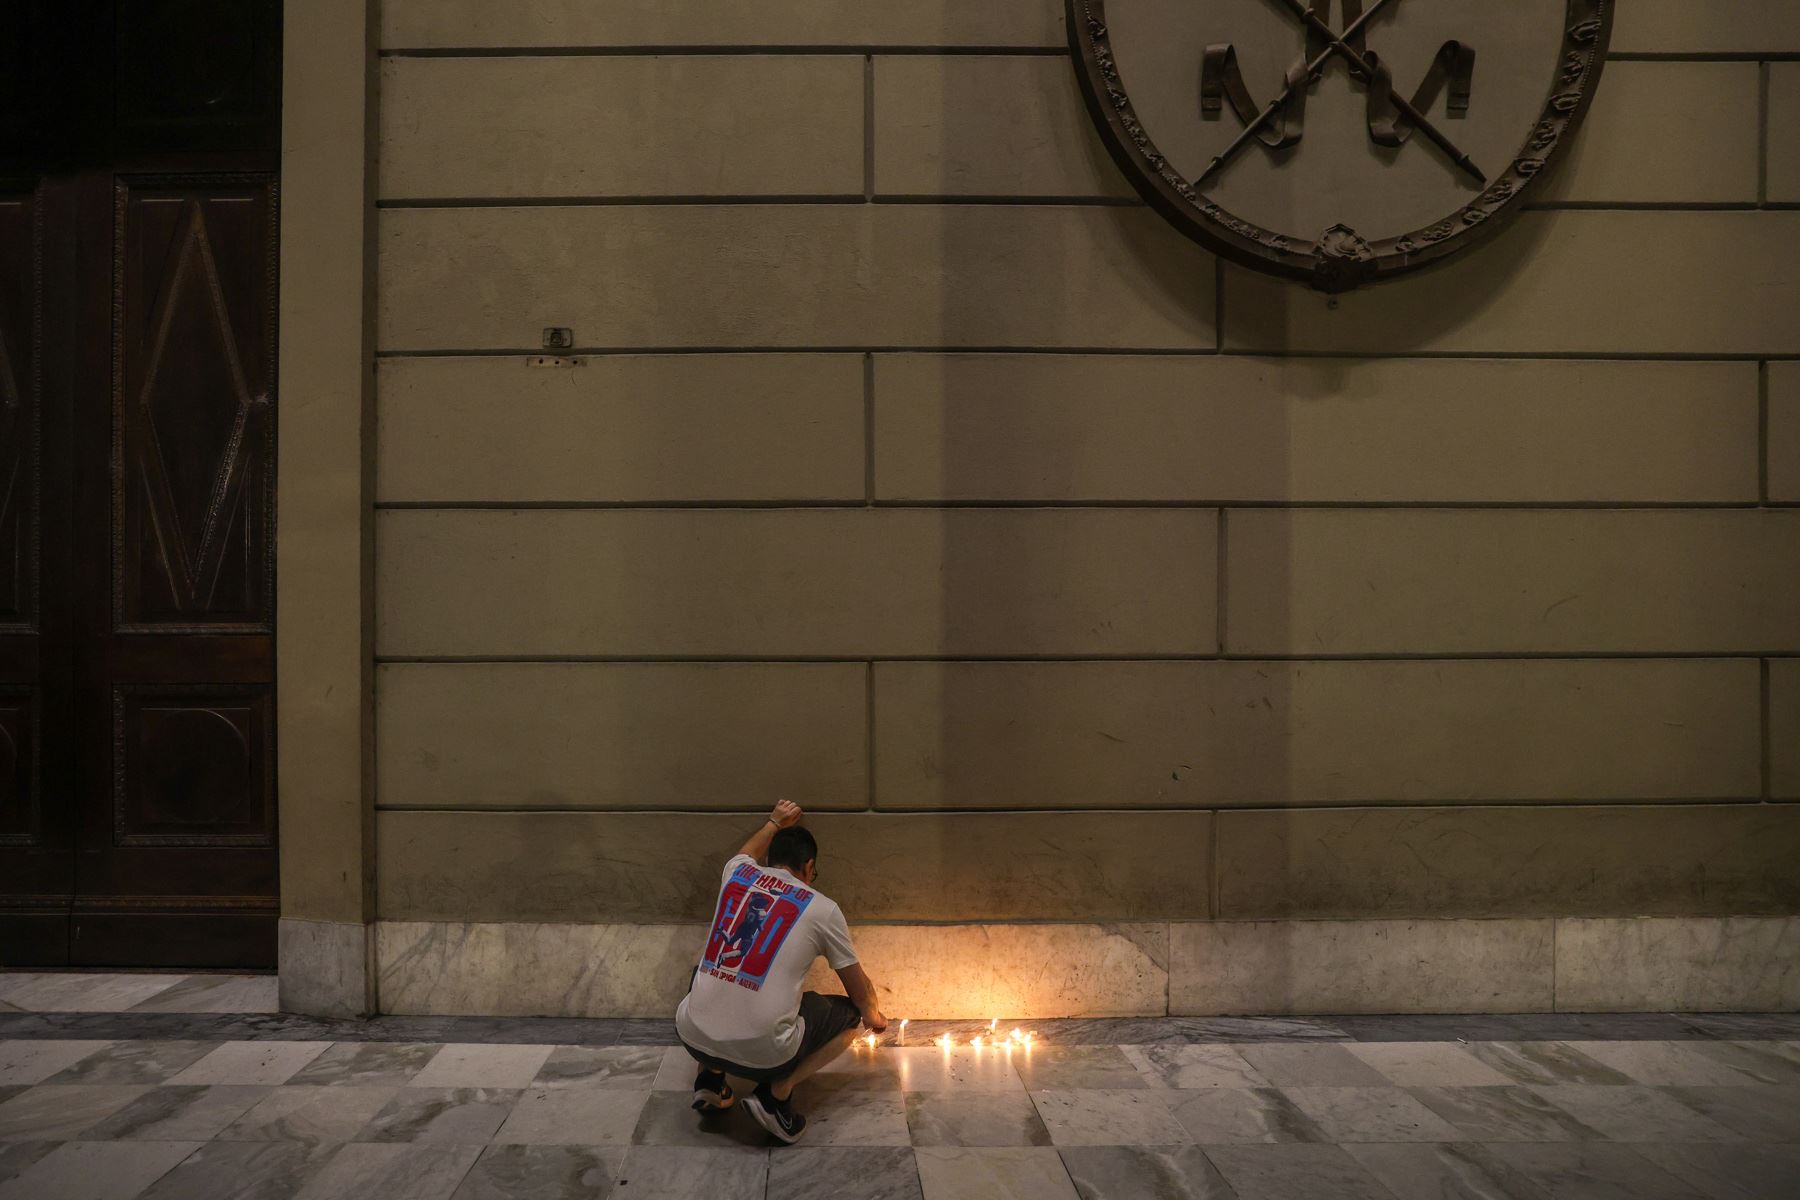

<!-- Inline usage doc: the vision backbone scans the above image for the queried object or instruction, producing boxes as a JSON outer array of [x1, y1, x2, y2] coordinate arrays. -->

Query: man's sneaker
[[691, 1068, 734, 1111], [741, 1081, 806, 1144]]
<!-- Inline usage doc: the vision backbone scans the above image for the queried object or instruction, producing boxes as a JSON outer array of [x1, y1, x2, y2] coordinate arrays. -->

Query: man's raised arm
[[835, 963, 887, 1033], [736, 798, 803, 863]]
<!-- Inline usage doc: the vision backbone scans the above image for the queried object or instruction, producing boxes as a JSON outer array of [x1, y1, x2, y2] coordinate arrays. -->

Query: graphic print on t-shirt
[[699, 861, 817, 991]]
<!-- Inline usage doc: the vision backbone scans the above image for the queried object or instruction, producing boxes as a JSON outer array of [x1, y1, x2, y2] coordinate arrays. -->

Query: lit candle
[[1010, 1028, 1023, 1043], [971, 1035, 984, 1050], [936, 1033, 953, 1051], [989, 1018, 998, 1032], [863, 1032, 877, 1051], [899, 1019, 908, 1045]]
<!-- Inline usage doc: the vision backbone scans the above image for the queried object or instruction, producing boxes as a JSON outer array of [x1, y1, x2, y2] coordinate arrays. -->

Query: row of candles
[[858, 1018, 1038, 1052]]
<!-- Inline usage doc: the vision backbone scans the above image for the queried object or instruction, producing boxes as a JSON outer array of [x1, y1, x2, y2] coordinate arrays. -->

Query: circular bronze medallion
[[1069, 0, 1612, 291]]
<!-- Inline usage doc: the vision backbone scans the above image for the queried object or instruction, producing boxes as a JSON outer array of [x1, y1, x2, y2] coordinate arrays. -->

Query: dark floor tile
[[612, 1145, 767, 1199], [1660, 1084, 1800, 1142], [1462, 1042, 1634, 1086], [630, 1090, 767, 1147], [1202, 1143, 1394, 1200], [1408, 1085, 1605, 1142], [41, 1040, 216, 1085], [0, 1141, 57, 1185], [79, 1084, 269, 1141], [286, 1042, 443, 1087], [1059, 1145, 1235, 1200], [1678, 1013, 1800, 1041], [356, 1087, 520, 1144], [906, 1091, 1052, 1147], [136, 1140, 341, 1200], [1344, 1142, 1551, 1200], [1486, 1142, 1708, 1200], [766, 1146, 923, 1200], [451, 1144, 624, 1200], [1631, 1142, 1800, 1200]]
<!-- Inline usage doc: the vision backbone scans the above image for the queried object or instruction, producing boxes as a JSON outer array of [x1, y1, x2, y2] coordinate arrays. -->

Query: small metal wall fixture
[[1068, 0, 1612, 292]]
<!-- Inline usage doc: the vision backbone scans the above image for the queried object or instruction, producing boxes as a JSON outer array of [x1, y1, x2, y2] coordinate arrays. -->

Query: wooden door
[[0, 0, 281, 968]]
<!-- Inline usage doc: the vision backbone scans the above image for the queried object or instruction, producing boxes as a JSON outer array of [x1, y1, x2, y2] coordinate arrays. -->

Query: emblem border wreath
[[1068, 0, 1613, 292]]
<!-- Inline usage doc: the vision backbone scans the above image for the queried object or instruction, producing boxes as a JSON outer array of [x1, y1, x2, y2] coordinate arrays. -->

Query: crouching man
[[675, 799, 887, 1143]]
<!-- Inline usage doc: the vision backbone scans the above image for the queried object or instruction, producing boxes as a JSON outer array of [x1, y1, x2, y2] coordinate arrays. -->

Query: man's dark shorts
[[681, 990, 863, 1084]]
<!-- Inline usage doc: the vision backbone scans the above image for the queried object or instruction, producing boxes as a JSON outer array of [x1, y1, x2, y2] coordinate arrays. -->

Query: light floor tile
[[1631, 1142, 1800, 1200], [914, 1146, 1079, 1200], [292, 1142, 484, 1200], [1202, 1143, 1396, 1200], [450, 1144, 625, 1200], [1690, 1041, 1800, 1086], [126, 976, 278, 1014], [1121, 1044, 1268, 1089], [0, 1043, 114, 1087], [1661, 1085, 1800, 1142], [889, 1048, 1025, 1093], [1282, 1087, 1466, 1143], [167, 1042, 329, 1087], [1486, 1142, 1709, 1200], [218, 1085, 400, 1143], [1013, 1047, 1147, 1091], [493, 1087, 648, 1146], [1058, 1144, 1235, 1200], [137, 1140, 342, 1200], [0, 1139, 199, 1200], [790, 1081, 910, 1147], [648, 1047, 697, 1092], [357, 1087, 519, 1143], [1464, 1042, 1633, 1086], [1528, 1085, 1744, 1143], [1166, 1087, 1326, 1144], [629, 1090, 768, 1148], [1235, 1043, 1390, 1087], [0, 1086, 150, 1141], [285, 1042, 442, 1087], [1344, 1041, 1516, 1087], [0, 975, 187, 1013], [1344, 1141, 1552, 1200], [410, 1044, 553, 1090], [1408, 1085, 1604, 1142], [1030, 1090, 1191, 1147], [42, 1042, 215, 1085], [906, 1091, 1051, 1147], [1560, 1040, 1785, 1087], [532, 1046, 663, 1090]]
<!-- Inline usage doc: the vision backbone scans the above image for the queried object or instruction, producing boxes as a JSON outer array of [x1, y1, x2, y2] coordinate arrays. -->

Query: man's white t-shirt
[[674, 853, 859, 1069]]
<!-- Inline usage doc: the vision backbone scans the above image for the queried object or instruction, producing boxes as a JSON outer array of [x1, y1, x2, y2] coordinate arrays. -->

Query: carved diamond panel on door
[[113, 175, 276, 631], [113, 685, 272, 848], [0, 184, 39, 632], [0, 687, 38, 847]]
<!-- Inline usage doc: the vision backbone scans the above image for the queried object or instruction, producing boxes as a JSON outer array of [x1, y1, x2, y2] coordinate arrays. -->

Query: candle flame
[[863, 1032, 877, 1050], [971, 1035, 984, 1049], [936, 1033, 953, 1050]]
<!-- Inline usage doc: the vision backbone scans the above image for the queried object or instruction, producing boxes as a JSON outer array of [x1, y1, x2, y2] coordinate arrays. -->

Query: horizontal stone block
[[376, 663, 868, 810], [1170, 919, 1555, 1015], [1216, 804, 1800, 920], [1611, 1, 1800, 53], [377, 920, 704, 1017], [376, 355, 864, 503], [1555, 917, 1800, 1012], [1224, 212, 1800, 356], [872, 658, 1759, 809], [1773, 65, 1800, 204], [377, 508, 1217, 657], [1773, 659, 1800, 800], [1538, 62, 1759, 204], [1774, 358, 1800, 505], [376, 810, 1215, 922], [379, 56, 862, 199], [873, 355, 1757, 503], [802, 924, 1169, 1018], [378, 205, 1216, 351], [379, 0, 1064, 49], [872, 55, 1127, 197], [1225, 509, 1800, 655]]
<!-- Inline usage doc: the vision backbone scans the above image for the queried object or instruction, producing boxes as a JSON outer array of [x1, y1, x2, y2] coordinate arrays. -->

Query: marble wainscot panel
[[279, 918, 373, 1018], [1554, 916, 1800, 1011], [376, 923, 705, 1017], [1170, 919, 1554, 1014]]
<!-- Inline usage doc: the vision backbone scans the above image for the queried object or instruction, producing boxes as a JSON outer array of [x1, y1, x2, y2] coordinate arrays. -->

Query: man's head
[[767, 826, 818, 884]]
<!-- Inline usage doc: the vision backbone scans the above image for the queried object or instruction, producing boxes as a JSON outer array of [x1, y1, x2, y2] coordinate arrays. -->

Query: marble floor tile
[[779, 1078, 909, 1147], [807, 1049, 906, 1091], [0, 1141, 55, 1184], [1171, 1016, 1348, 1042], [1677, 1014, 1800, 1040], [1344, 1141, 1552, 1200], [450, 1144, 625, 1200], [165, 1041, 328, 1087], [358, 1086, 520, 1144], [0, 976, 56, 1004], [135, 1140, 342, 1200], [0, 1042, 112, 1087], [0, 1003, 18, 1015], [1559, 1040, 1783, 1087], [766, 1145, 923, 1200], [611, 1146, 767, 1200], [1691, 1040, 1800, 1085], [80, 1084, 270, 1141], [1030, 1089, 1191, 1147], [1527, 1085, 1743, 1143], [0, 1085, 149, 1140], [0, 1138, 199, 1200], [1485, 1142, 1707, 1200], [125, 975, 278, 1015], [1234, 1043, 1391, 1086], [888, 1048, 1025, 1093], [913, 1146, 1080, 1200], [1013, 1046, 1148, 1091], [1201, 1143, 1398, 1200], [1282, 1087, 1465, 1143], [1057, 1144, 1235, 1200], [1166, 1087, 1326, 1145], [1661, 1085, 1800, 1142], [1343, 1041, 1516, 1087], [218, 1085, 399, 1143], [42, 1040, 215, 1085], [285, 1041, 442, 1086], [1407, 1085, 1604, 1142], [629, 1090, 768, 1148], [0, 974, 187, 1013], [1630, 1142, 1800, 1200], [1121, 1044, 1268, 1089], [291, 1141, 485, 1200], [1462, 1042, 1633, 1086], [532, 1045, 663, 1090], [492, 1086, 648, 1145], [905, 1091, 1051, 1147], [648, 1046, 699, 1091], [411, 1043, 554, 1089]]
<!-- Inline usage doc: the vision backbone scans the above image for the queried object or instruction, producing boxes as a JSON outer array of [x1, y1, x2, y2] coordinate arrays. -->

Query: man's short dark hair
[[768, 826, 818, 874]]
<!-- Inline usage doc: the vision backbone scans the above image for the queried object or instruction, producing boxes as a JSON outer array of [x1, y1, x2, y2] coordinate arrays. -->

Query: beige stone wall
[[361, 0, 1800, 1014]]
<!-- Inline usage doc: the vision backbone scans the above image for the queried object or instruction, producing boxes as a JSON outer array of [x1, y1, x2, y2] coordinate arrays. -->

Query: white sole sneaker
[[741, 1090, 806, 1144]]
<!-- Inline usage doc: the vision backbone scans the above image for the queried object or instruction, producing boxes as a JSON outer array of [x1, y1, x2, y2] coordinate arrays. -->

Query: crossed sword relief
[[1196, 0, 1485, 188]]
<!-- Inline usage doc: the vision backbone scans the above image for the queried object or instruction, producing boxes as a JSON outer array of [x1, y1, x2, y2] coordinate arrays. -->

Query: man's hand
[[770, 799, 803, 828], [862, 1008, 889, 1034]]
